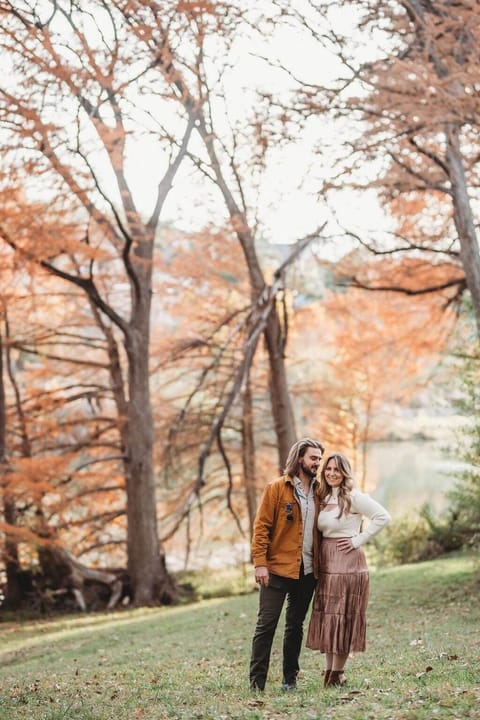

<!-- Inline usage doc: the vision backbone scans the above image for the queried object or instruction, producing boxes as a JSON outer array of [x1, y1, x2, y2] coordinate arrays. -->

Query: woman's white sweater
[[318, 487, 391, 548]]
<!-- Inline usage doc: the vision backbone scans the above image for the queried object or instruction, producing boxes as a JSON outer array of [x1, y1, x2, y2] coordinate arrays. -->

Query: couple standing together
[[249, 437, 391, 691]]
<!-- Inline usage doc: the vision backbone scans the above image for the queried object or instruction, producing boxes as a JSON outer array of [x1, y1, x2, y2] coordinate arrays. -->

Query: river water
[[366, 439, 465, 518]]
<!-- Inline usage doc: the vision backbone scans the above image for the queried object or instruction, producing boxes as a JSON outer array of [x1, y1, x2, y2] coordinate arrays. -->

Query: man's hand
[[254, 566, 269, 587]]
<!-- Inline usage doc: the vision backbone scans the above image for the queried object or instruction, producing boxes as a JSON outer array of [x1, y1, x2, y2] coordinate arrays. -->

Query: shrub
[[370, 512, 444, 567]]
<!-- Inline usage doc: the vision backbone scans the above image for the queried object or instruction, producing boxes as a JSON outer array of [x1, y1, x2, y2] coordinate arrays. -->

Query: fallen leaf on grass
[[416, 665, 434, 678], [439, 652, 458, 661], [247, 698, 265, 708], [338, 692, 364, 702]]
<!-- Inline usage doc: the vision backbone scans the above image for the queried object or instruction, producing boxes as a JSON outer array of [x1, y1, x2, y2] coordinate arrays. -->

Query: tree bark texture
[[446, 126, 480, 338], [0, 331, 22, 608], [124, 331, 175, 605], [119, 237, 176, 605], [241, 377, 257, 541], [198, 127, 297, 468], [264, 306, 297, 471]]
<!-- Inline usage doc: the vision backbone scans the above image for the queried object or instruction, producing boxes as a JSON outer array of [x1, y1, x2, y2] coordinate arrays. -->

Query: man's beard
[[300, 460, 317, 479]]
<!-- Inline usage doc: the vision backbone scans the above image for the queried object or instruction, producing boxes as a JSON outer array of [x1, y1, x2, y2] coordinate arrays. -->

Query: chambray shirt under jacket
[[293, 476, 315, 575]]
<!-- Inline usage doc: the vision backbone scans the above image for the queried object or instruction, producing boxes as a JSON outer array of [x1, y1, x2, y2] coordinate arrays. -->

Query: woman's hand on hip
[[336, 538, 355, 554]]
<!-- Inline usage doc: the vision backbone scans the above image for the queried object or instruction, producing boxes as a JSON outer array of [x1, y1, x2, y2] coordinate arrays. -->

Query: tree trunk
[[123, 293, 176, 605], [446, 125, 480, 338], [37, 544, 125, 611], [359, 393, 373, 493], [241, 377, 257, 540], [2, 498, 23, 609], [0, 330, 22, 608], [194, 122, 298, 470], [264, 306, 297, 470]]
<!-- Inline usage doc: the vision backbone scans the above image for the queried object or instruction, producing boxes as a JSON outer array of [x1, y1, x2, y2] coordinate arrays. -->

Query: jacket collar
[[284, 473, 318, 488]]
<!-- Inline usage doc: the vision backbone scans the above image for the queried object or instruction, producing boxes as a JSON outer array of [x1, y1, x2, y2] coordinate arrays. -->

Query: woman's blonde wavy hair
[[318, 452, 355, 518]]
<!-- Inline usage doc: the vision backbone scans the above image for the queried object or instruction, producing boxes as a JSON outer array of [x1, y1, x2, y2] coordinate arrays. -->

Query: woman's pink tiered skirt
[[306, 538, 370, 654]]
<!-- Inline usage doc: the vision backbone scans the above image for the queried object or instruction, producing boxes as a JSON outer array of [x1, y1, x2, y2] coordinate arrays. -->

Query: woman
[[306, 452, 391, 687]]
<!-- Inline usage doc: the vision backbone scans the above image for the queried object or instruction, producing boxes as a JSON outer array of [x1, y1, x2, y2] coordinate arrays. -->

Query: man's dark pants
[[249, 571, 316, 690]]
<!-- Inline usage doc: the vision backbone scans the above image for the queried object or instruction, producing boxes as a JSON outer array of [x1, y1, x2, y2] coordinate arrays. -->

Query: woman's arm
[[350, 490, 391, 548]]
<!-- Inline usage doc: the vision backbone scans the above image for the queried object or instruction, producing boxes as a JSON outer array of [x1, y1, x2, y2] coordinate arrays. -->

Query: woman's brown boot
[[323, 669, 331, 687], [326, 670, 346, 687]]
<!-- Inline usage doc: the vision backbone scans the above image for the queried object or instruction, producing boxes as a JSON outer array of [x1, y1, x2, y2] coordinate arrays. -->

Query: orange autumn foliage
[[289, 277, 454, 487]]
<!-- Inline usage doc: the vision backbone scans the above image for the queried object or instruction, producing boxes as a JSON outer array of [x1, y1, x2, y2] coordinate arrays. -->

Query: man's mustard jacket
[[251, 474, 320, 580]]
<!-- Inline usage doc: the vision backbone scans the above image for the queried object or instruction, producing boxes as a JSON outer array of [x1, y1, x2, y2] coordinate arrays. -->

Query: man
[[249, 437, 325, 692]]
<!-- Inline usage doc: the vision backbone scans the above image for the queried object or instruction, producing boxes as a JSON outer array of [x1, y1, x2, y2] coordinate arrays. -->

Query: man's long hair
[[283, 437, 325, 478]]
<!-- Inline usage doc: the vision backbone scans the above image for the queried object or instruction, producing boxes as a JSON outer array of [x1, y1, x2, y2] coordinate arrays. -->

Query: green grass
[[0, 553, 479, 720]]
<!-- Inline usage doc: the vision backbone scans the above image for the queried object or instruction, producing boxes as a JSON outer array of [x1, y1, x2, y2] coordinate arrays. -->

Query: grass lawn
[[0, 552, 479, 720]]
